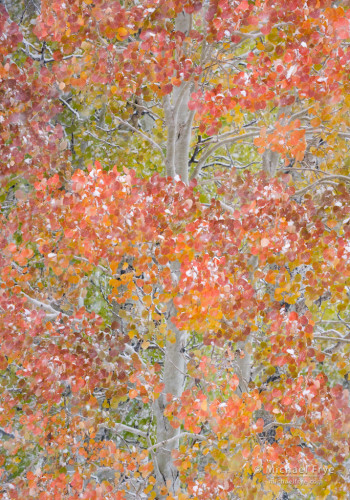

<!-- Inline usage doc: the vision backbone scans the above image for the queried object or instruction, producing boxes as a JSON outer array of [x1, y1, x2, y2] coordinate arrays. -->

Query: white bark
[[262, 106, 291, 177], [262, 148, 279, 177], [154, 317, 186, 493], [156, 64, 191, 486], [235, 339, 252, 395], [164, 95, 176, 179], [163, 12, 194, 184], [154, 245, 187, 496]]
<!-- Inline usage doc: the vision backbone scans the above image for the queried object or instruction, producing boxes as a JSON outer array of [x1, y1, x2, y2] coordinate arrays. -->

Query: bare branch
[[59, 97, 83, 121], [86, 130, 121, 150], [109, 423, 148, 439], [191, 130, 259, 179], [313, 336, 350, 344], [22, 292, 68, 317], [288, 106, 314, 122], [277, 167, 329, 176], [292, 175, 350, 197], [124, 344, 147, 370], [148, 432, 206, 452], [113, 116, 166, 162], [337, 132, 350, 140]]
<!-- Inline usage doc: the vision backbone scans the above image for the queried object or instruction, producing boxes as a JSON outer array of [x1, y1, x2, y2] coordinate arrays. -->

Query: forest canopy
[[1, 0, 350, 498]]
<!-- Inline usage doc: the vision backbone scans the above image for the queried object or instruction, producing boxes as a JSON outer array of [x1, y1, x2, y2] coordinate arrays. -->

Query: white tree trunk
[[164, 12, 194, 184], [154, 301, 187, 494], [155, 13, 193, 491]]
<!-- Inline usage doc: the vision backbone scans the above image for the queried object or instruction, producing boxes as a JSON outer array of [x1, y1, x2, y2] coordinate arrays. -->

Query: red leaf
[[334, 18, 350, 39], [289, 311, 298, 321], [281, 396, 292, 406]]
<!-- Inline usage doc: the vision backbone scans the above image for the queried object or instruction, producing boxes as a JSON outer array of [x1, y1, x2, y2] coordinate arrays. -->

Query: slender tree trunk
[[155, 13, 193, 492], [154, 301, 187, 494], [164, 11, 193, 184]]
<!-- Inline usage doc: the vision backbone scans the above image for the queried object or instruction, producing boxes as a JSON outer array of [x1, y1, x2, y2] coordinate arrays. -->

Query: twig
[[191, 131, 259, 179], [59, 97, 83, 121], [277, 167, 329, 175], [288, 106, 314, 122], [109, 422, 148, 438], [292, 175, 350, 197], [126, 100, 162, 122], [124, 344, 147, 370], [22, 292, 68, 317], [202, 161, 232, 169], [313, 336, 350, 344], [86, 130, 121, 149], [219, 200, 235, 213], [147, 432, 206, 452], [316, 328, 347, 337], [262, 422, 296, 432], [113, 117, 166, 162]]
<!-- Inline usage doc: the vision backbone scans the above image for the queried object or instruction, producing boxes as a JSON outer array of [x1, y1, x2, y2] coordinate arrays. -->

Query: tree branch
[[86, 130, 121, 150], [110, 422, 148, 438], [113, 116, 166, 162], [292, 175, 350, 197], [288, 106, 314, 122], [191, 131, 259, 179], [148, 432, 206, 452], [59, 97, 83, 121], [22, 292, 68, 317], [313, 336, 350, 344]]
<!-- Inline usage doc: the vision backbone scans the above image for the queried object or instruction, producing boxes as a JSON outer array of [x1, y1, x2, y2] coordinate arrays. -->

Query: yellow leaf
[[234, 105, 244, 127], [109, 278, 119, 288], [143, 295, 152, 307], [110, 397, 120, 409], [81, 41, 91, 50], [116, 27, 128, 40], [310, 117, 321, 127], [68, 275, 79, 284], [128, 329, 137, 339]]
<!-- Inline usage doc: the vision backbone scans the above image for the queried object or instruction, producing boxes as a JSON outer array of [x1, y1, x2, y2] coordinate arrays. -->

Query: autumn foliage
[[1, 0, 350, 499]]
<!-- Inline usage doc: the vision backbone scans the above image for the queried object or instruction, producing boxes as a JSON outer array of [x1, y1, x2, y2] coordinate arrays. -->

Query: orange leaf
[[110, 261, 119, 274], [116, 27, 128, 40]]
